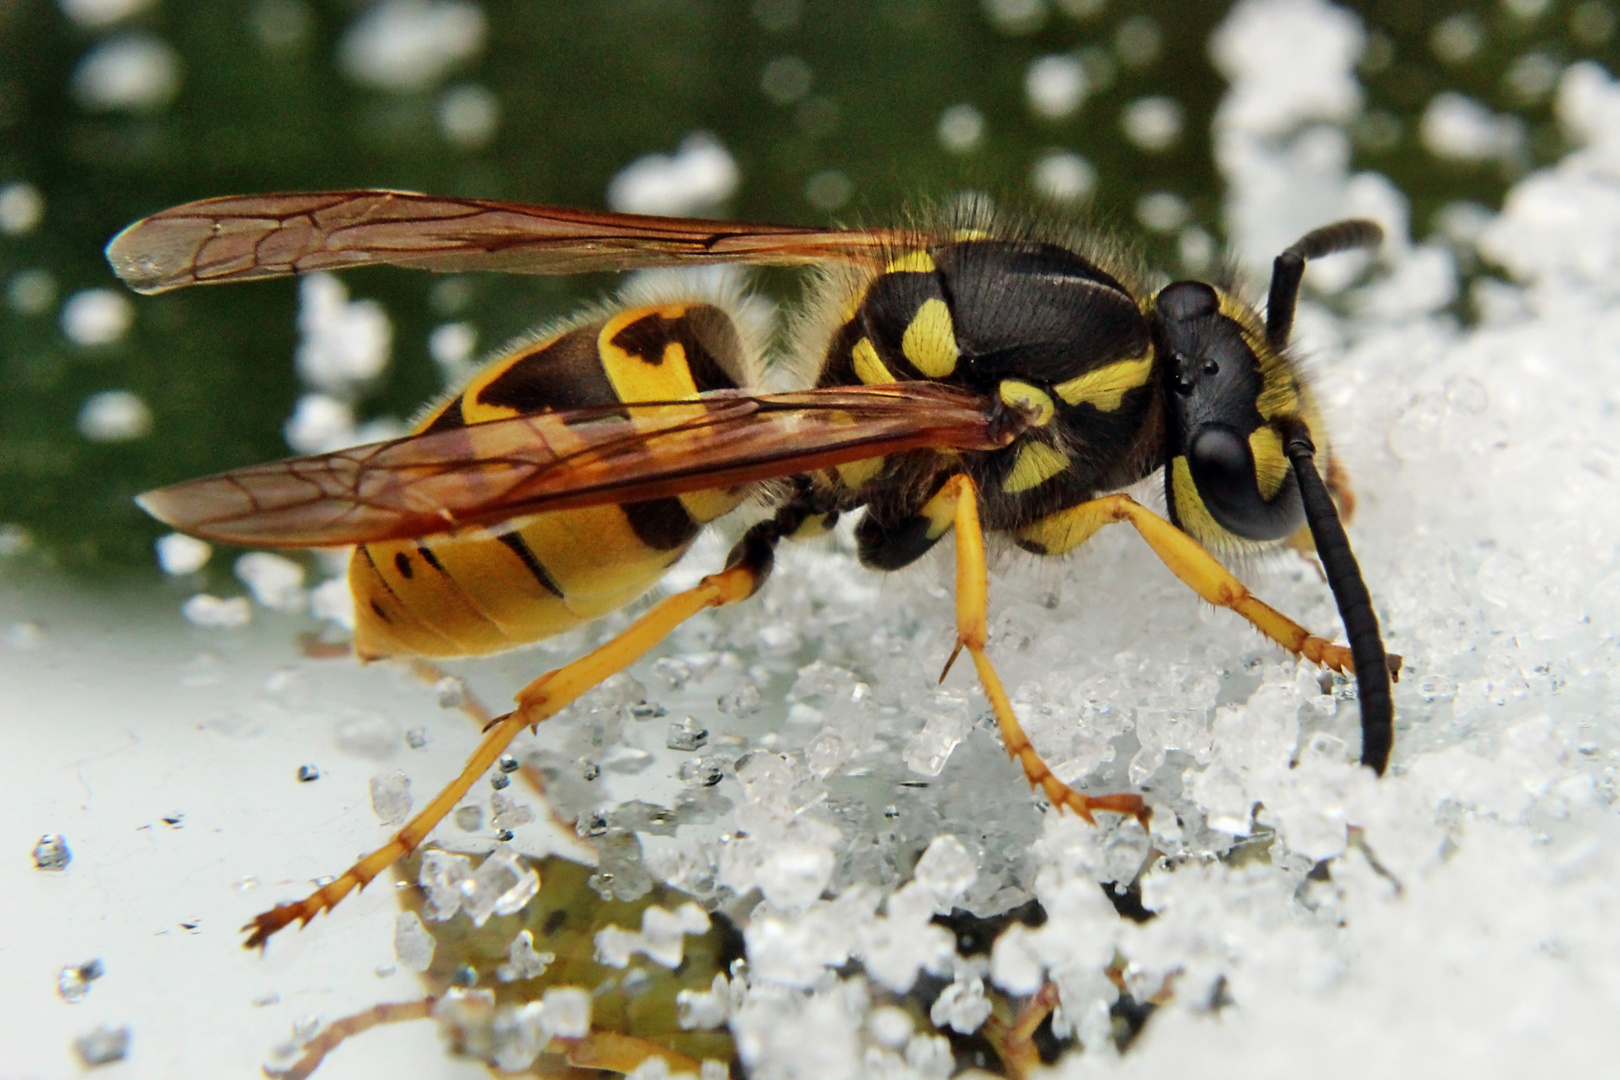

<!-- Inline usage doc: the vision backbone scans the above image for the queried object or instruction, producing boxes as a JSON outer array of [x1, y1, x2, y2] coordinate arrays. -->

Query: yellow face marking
[[1001, 441, 1070, 494], [952, 228, 991, 241], [900, 299, 959, 378], [852, 336, 896, 385], [1216, 289, 1300, 420], [885, 250, 935, 274], [1170, 455, 1226, 545], [1053, 354, 1154, 410], [997, 380, 1054, 427], [836, 455, 885, 489], [1248, 425, 1290, 500]]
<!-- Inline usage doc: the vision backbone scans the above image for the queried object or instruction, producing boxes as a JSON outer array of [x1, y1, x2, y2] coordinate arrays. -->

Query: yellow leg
[[938, 475, 1148, 827], [265, 998, 435, 1080], [1018, 493, 1355, 673], [245, 559, 766, 948], [982, 983, 1061, 1080], [556, 1031, 704, 1074]]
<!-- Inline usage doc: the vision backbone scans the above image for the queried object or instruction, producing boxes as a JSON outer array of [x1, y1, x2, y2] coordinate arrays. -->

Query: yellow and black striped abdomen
[[350, 303, 749, 660]]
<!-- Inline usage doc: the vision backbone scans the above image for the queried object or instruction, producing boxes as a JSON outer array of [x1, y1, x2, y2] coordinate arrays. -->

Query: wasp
[[107, 191, 1394, 949]]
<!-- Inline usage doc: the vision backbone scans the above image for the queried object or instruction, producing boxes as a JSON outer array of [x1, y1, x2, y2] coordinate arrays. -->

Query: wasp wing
[[137, 384, 1012, 547], [106, 191, 914, 295]]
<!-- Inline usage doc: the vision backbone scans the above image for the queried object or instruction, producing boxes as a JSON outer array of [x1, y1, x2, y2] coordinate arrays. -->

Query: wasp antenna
[[1279, 419, 1392, 773], [1265, 219, 1383, 351]]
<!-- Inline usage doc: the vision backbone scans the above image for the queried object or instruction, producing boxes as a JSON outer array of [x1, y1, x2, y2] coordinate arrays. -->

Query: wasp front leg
[[1017, 493, 1356, 673], [935, 474, 1149, 827]]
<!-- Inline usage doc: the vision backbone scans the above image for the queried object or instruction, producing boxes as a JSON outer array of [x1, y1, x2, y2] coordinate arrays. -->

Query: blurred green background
[[0, 0, 1615, 576]]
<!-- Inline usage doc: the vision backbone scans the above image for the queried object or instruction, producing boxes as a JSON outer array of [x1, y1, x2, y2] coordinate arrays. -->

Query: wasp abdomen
[[351, 303, 749, 660]]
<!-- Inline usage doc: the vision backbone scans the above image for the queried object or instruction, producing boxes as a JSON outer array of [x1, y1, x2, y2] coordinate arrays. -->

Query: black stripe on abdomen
[[477, 323, 621, 414], [622, 498, 699, 551], [495, 531, 566, 597]]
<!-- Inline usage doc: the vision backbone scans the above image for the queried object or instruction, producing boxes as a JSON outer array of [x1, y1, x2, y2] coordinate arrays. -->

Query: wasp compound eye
[[1186, 423, 1303, 542]]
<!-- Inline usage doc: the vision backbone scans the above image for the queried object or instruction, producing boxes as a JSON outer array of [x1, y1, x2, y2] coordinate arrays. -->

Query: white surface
[[0, 582, 503, 1078]]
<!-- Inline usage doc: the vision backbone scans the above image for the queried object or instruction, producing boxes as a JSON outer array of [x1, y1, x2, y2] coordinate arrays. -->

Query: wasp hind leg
[[245, 511, 794, 949], [936, 474, 1149, 827]]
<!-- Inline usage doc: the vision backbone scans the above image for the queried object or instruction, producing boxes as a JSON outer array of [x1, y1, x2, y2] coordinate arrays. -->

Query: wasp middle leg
[[937, 474, 1149, 826]]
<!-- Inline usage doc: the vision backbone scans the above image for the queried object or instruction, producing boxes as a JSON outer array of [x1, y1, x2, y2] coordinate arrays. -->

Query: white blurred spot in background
[[71, 33, 181, 112], [284, 273, 395, 452], [56, 0, 157, 29], [437, 82, 500, 149], [77, 390, 151, 442], [937, 103, 985, 155], [1121, 95, 1184, 152], [0, 182, 44, 235], [1420, 92, 1528, 166], [339, 0, 487, 92], [607, 133, 740, 217], [155, 533, 212, 576], [1030, 150, 1096, 202], [1025, 54, 1087, 120], [60, 288, 133, 346]]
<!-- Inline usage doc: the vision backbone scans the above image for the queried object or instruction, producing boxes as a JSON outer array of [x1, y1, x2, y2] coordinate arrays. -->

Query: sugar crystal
[[434, 675, 466, 708], [912, 835, 977, 910], [33, 833, 70, 871], [667, 715, 710, 751], [155, 533, 211, 575], [419, 849, 472, 920], [867, 1004, 913, 1048], [489, 1001, 549, 1072], [460, 846, 540, 926], [335, 710, 400, 759], [718, 682, 763, 716], [594, 925, 639, 968], [182, 594, 251, 629], [540, 986, 591, 1039], [677, 974, 733, 1029], [641, 902, 710, 967], [235, 552, 306, 611], [490, 792, 534, 830], [929, 975, 991, 1034], [679, 756, 726, 786], [74, 1024, 130, 1067], [626, 1056, 672, 1080], [57, 958, 104, 1003], [394, 910, 434, 972], [369, 769, 412, 826], [903, 1032, 953, 1078], [497, 929, 553, 982]]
